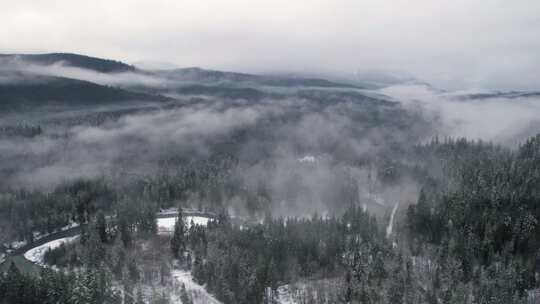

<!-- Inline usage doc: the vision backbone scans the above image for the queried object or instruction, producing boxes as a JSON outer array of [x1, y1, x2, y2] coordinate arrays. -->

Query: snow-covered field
[[171, 270, 222, 304], [157, 216, 211, 234], [24, 236, 79, 266]]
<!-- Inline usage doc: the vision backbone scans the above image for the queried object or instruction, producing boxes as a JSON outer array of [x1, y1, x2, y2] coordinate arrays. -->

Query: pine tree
[[388, 259, 405, 304], [96, 211, 108, 243], [124, 284, 134, 304], [85, 225, 106, 267], [4, 262, 25, 304], [267, 258, 279, 293], [128, 259, 140, 283], [112, 245, 126, 280], [0, 270, 5, 301], [136, 289, 146, 304], [71, 273, 93, 304], [372, 251, 387, 286], [171, 209, 185, 259], [119, 217, 132, 248], [192, 253, 205, 284], [180, 283, 193, 304]]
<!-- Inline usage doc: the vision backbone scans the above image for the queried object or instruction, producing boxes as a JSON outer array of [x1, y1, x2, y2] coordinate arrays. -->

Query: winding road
[[0, 210, 215, 274]]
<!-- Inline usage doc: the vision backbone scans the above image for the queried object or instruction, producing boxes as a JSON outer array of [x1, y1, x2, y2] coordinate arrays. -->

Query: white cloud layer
[[1, 0, 539, 90], [380, 84, 540, 144]]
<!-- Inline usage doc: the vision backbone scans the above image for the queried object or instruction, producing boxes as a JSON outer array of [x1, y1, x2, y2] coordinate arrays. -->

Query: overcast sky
[[1, 0, 539, 90]]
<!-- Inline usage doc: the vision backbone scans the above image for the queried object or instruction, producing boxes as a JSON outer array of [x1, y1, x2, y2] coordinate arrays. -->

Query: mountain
[[268, 69, 419, 89], [173, 84, 272, 100], [0, 73, 169, 110], [158, 67, 363, 89], [0, 53, 393, 109], [0, 53, 136, 73], [453, 90, 540, 100]]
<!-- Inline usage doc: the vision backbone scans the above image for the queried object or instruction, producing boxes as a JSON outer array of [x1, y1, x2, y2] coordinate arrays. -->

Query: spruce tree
[[180, 283, 193, 304], [96, 211, 108, 243], [119, 217, 132, 248], [136, 289, 146, 304], [171, 209, 185, 259], [71, 273, 93, 304]]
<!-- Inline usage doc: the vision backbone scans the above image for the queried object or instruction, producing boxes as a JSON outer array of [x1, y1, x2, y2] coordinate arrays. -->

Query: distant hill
[[0, 53, 393, 108], [158, 67, 364, 89], [267, 69, 419, 89], [0, 53, 136, 73], [174, 84, 272, 100], [454, 90, 540, 100], [0, 73, 169, 110]]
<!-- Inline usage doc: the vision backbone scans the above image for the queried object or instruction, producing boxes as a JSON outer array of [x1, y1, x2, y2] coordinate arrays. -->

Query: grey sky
[[1, 0, 539, 90]]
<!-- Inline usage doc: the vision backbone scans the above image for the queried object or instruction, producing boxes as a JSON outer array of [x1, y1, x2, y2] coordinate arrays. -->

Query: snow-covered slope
[[24, 236, 79, 266]]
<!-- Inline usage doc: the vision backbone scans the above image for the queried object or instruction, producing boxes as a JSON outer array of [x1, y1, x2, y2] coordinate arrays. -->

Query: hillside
[[0, 53, 136, 73], [158, 67, 364, 89], [0, 73, 169, 110]]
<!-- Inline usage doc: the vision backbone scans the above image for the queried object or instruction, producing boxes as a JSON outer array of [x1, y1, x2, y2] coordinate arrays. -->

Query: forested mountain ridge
[[408, 137, 540, 278], [452, 91, 540, 100], [0, 73, 170, 110], [0, 53, 136, 73], [1, 52, 540, 304], [158, 67, 365, 89]]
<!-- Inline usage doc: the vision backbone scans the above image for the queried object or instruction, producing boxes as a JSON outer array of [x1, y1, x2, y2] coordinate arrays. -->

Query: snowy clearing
[[171, 270, 222, 304], [157, 216, 211, 234], [297, 155, 317, 163], [24, 236, 79, 266]]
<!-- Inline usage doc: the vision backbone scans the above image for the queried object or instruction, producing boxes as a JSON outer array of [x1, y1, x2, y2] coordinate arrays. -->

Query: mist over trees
[[1, 53, 540, 304]]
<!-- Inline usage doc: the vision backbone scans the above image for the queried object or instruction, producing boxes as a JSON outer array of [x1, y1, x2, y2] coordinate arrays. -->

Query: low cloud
[[0, 94, 424, 219], [0, 103, 273, 188], [381, 84, 540, 145], [3, 0, 540, 90], [0, 57, 168, 87]]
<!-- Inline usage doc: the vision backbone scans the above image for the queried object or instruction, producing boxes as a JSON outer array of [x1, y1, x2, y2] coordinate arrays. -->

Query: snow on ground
[[297, 155, 317, 163], [386, 202, 399, 238], [527, 288, 540, 303], [158, 208, 216, 218], [24, 236, 79, 266], [4, 222, 79, 252], [158, 216, 211, 234], [4, 240, 27, 251], [276, 285, 296, 304], [369, 193, 386, 206], [171, 270, 222, 304], [274, 278, 342, 304], [158, 208, 180, 217], [32, 222, 79, 240]]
